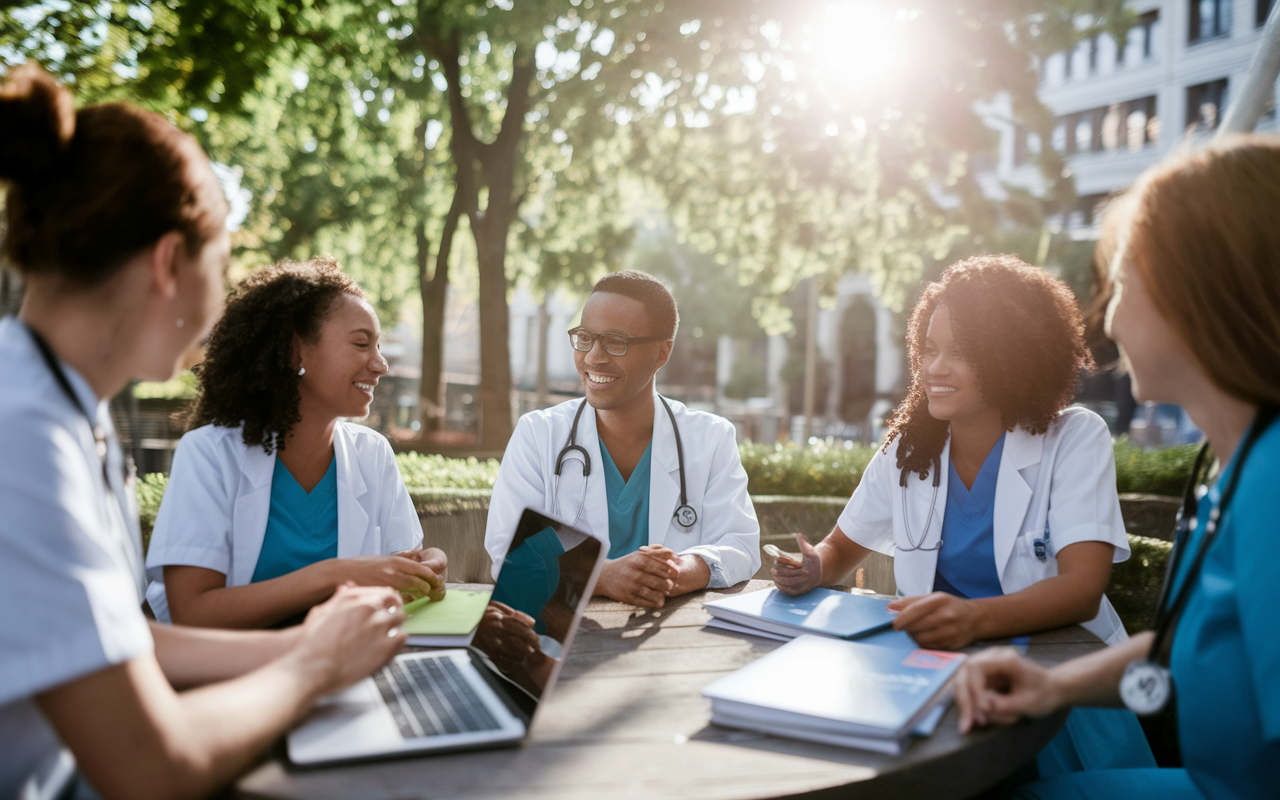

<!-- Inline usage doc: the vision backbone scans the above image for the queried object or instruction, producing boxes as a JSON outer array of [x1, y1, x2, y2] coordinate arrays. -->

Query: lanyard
[[24, 323, 113, 489], [1148, 406, 1276, 667]]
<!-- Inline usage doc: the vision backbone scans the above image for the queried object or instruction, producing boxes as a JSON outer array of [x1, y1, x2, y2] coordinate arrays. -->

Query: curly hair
[[189, 257, 364, 453], [884, 255, 1094, 479]]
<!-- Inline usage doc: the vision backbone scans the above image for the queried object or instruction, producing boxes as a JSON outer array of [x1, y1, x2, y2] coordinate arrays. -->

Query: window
[[1063, 45, 1074, 79], [1190, 0, 1232, 42], [1051, 96, 1158, 157], [1187, 79, 1229, 131], [1260, 0, 1278, 26], [1087, 35, 1100, 72], [1138, 11, 1160, 59]]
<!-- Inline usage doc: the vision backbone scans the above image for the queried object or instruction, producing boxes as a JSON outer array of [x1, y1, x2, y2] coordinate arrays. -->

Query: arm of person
[[770, 525, 877, 595], [164, 554, 443, 629], [955, 631, 1153, 734], [149, 622, 300, 689], [672, 420, 762, 591], [484, 415, 551, 581], [36, 585, 406, 800], [888, 540, 1115, 649]]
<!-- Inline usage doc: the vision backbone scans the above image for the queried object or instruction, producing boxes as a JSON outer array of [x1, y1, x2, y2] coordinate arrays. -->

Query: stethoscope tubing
[[898, 454, 943, 552], [553, 395, 696, 531]]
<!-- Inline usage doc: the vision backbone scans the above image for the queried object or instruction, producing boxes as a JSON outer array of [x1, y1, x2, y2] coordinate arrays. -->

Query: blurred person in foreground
[[955, 137, 1280, 799], [146, 258, 448, 629], [0, 65, 405, 799]]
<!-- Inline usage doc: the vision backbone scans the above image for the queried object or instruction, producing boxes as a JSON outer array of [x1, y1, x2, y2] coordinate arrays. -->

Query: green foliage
[[1113, 438, 1199, 498], [135, 472, 170, 552], [1107, 534, 1172, 634], [738, 441, 877, 498], [132, 371, 200, 400], [395, 452, 500, 495]]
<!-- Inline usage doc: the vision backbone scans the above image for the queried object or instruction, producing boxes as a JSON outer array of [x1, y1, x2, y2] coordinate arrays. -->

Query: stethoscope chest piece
[[675, 504, 697, 528]]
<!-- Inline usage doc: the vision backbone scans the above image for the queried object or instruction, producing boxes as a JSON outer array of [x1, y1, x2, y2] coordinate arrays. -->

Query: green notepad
[[403, 589, 492, 637]]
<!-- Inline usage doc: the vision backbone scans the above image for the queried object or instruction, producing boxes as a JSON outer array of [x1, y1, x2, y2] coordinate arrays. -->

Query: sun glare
[[816, 1, 906, 91]]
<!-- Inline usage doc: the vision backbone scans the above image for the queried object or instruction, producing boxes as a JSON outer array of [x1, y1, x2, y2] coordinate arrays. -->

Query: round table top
[[236, 580, 1103, 800]]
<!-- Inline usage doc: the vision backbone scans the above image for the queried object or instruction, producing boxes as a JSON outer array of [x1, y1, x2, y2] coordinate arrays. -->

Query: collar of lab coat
[[572, 389, 682, 551], [230, 422, 372, 586], [897, 424, 1044, 593]]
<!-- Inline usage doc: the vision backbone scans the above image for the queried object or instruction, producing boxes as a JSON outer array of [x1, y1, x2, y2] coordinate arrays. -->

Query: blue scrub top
[[933, 433, 1006, 599], [600, 440, 652, 559], [1167, 423, 1280, 799], [250, 456, 338, 583]]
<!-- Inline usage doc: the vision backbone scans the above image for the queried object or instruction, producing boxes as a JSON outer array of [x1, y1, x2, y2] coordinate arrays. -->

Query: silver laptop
[[287, 508, 606, 766]]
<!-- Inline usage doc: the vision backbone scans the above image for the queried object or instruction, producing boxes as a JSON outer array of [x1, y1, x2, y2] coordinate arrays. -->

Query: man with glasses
[[484, 271, 760, 608]]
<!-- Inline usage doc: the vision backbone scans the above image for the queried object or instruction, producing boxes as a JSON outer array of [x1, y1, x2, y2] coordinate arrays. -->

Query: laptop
[[287, 508, 606, 766]]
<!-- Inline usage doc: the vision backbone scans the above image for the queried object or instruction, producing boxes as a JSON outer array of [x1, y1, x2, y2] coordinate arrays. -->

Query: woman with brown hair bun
[[145, 258, 449, 629], [0, 65, 407, 798], [955, 137, 1280, 799]]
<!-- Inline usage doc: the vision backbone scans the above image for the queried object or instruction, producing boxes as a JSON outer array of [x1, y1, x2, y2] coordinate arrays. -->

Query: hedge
[[135, 439, 1194, 546]]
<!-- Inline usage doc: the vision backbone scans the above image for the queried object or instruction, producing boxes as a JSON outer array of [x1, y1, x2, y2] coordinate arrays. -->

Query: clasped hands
[[595, 545, 705, 608], [340, 546, 449, 603]]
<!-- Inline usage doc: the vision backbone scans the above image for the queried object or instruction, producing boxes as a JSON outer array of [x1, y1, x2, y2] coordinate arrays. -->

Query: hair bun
[[0, 63, 76, 185]]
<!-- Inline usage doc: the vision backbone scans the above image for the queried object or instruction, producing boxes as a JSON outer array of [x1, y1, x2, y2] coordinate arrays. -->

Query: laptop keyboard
[[373, 656, 502, 740]]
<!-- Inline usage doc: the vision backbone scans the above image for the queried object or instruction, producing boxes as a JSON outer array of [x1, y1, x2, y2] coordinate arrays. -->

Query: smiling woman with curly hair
[[770, 254, 1155, 778], [144, 257, 449, 629]]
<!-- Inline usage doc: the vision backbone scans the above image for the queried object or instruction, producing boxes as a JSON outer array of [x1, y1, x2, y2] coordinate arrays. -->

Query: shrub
[[1112, 438, 1199, 497], [395, 452, 500, 494], [738, 441, 876, 498]]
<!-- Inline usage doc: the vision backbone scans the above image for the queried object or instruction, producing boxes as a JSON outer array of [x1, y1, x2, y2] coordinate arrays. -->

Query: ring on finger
[[388, 627, 401, 638]]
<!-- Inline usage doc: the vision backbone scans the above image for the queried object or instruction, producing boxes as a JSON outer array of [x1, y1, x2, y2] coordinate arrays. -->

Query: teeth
[[355, 382, 375, 391], [588, 373, 617, 384], [930, 386, 956, 393]]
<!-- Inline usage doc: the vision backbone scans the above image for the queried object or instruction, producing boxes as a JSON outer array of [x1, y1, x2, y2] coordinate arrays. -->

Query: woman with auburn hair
[[955, 138, 1280, 799], [146, 257, 448, 629], [0, 65, 405, 799], [770, 255, 1154, 776]]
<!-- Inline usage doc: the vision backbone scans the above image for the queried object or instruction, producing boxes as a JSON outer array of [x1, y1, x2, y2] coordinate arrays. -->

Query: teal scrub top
[[600, 440, 652, 559], [933, 432, 1006, 599], [490, 526, 564, 635], [1168, 423, 1280, 799], [250, 456, 339, 583]]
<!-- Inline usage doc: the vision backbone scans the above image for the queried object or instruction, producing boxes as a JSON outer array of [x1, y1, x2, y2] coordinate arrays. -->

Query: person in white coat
[[771, 255, 1154, 779], [146, 258, 446, 628], [485, 270, 760, 608]]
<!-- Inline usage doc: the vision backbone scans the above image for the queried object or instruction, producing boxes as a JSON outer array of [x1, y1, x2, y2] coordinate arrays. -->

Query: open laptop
[[287, 508, 606, 766]]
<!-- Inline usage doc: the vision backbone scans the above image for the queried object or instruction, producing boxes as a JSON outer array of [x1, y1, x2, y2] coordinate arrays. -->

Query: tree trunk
[[417, 189, 461, 434]]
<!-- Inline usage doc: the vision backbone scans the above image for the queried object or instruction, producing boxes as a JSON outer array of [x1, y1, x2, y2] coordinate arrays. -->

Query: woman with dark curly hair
[[771, 256, 1132, 647], [770, 255, 1154, 777], [145, 257, 448, 629]]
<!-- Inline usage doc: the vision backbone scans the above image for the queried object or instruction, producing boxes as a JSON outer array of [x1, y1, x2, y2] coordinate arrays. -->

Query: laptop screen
[[471, 509, 603, 705]]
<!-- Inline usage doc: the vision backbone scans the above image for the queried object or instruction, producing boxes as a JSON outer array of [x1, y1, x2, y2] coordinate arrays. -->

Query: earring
[[298, 367, 306, 376], [176, 318, 185, 329]]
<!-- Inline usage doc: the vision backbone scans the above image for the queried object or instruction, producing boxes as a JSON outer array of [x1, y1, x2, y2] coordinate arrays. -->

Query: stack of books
[[703, 586, 896, 641], [701, 634, 965, 755]]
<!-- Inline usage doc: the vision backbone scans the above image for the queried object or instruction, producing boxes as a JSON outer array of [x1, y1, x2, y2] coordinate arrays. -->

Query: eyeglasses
[[567, 327, 667, 356]]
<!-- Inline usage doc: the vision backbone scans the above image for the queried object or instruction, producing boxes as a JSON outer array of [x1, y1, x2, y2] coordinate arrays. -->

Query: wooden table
[[236, 581, 1103, 800]]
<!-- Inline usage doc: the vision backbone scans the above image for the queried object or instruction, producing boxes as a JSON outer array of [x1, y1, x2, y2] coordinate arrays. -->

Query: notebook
[[703, 586, 896, 641], [287, 508, 606, 766], [402, 589, 493, 647], [702, 634, 965, 755]]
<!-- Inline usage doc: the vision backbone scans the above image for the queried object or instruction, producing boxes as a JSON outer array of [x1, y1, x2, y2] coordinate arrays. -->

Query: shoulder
[[336, 420, 396, 457], [1047, 405, 1111, 438], [1235, 417, 1280, 510], [173, 423, 249, 465], [663, 397, 736, 438], [514, 398, 584, 439]]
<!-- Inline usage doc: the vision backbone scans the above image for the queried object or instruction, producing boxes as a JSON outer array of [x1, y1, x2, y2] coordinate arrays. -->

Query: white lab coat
[[144, 421, 423, 622], [838, 406, 1130, 644], [484, 394, 761, 588]]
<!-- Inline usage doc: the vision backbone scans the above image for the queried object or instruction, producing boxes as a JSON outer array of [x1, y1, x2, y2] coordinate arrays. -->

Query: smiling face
[[295, 293, 388, 421], [920, 304, 993, 424], [574, 291, 672, 412]]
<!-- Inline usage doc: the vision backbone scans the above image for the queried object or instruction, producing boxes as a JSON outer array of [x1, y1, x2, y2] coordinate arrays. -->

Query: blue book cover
[[704, 586, 895, 640], [702, 634, 966, 737]]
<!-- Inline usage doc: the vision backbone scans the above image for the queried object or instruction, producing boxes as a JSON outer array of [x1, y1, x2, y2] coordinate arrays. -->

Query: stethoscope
[[898, 454, 943, 552], [1120, 406, 1277, 716], [553, 396, 697, 531]]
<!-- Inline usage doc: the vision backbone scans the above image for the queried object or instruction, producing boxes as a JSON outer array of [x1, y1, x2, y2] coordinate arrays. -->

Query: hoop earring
[[298, 367, 306, 376]]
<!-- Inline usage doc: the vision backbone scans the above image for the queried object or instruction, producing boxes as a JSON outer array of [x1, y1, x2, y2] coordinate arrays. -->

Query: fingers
[[886, 595, 920, 612], [890, 593, 942, 631]]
